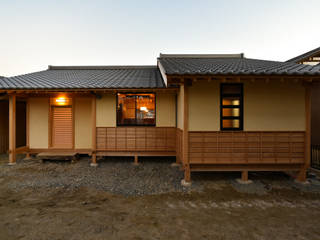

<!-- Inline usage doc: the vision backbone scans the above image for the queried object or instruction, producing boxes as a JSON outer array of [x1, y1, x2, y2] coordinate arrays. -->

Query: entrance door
[[51, 106, 73, 149]]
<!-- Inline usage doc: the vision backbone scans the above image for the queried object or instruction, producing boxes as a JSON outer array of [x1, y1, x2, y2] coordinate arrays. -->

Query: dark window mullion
[[222, 105, 240, 108], [222, 94, 241, 97], [222, 116, 241, 120]]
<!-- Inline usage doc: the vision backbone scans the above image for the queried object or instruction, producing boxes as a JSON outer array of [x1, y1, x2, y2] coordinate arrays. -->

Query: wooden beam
[[190, 163, 303, 172], [8, 95, 16, 165], [91, 95, 97, 166]]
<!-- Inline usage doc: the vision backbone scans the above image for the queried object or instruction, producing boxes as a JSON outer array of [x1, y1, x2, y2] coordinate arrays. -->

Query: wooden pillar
[[134, 155, 139, 165], [297, 83, 311, 182], [241, 171, 248, 182], [9, 94, 16, 165], [90, 95, 97, 166], [182, 82, 191, 184], [24, 99, 32, 160]]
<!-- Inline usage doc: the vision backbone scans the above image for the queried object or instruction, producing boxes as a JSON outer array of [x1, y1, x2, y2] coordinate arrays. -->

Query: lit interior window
[[117, 93, 155, 126], [221, 84, 243, 130]]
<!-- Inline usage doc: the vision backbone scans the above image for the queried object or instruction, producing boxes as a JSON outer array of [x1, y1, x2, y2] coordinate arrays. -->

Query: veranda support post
[[182, 81, 191, 185], [91, 94, 97, 167], [8, 94, 16, 165], [297, 82, 312, 182]]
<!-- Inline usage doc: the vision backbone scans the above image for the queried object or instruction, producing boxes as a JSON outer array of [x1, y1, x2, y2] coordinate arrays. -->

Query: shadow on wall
[[312, 84, 320, 145], [0, 100, 26, 153]]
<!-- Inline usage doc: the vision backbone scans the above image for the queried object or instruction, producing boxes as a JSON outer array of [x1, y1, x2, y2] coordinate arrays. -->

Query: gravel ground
[[0, 155, 198, 196], [1, 154, 320, 240], [1, 154, 320, 196]]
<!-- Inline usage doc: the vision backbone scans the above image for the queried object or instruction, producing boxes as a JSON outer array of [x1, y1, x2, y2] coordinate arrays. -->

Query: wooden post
[[297, 83, 311, 182], [90, 95, 98, 167], [9, 94, 16, 165], [241, 171, 248, 182], [134, 155, 139, 165], [182, 81, 191, 186], [24, 99, 32, 160]]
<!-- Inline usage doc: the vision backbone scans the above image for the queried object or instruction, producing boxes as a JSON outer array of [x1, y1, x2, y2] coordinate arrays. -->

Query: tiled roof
[[158, 54, 320, 76], [0, 66, 165, 90], [286, 47, 320, 63]]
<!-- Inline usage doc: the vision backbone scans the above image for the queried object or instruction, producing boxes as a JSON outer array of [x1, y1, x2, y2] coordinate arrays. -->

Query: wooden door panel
[[52, 107, 73, 149]]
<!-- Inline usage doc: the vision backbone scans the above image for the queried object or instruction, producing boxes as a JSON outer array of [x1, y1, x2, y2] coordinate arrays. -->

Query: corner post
[[9, 94, 16, 165], [298, 82, 311, 182], [181, 81, 191, 186], [91, 94, 98, 167]]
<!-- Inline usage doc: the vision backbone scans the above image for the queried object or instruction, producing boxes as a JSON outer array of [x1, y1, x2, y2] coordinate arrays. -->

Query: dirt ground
[[0, 154, 320, 240]]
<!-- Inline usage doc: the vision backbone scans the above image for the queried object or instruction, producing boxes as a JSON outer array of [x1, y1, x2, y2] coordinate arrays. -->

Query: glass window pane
[[136, 94, 155, 125], [222, 97, 240, 106], [117, 93, 155, 126], [222, 119, 240, 129], [117, 94, 136, 125], [222, 108, 240, 117]]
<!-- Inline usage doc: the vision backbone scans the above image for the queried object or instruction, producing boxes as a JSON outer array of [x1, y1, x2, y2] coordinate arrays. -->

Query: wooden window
[[117, 93, 156, 126], [220, 83, 243, 131]]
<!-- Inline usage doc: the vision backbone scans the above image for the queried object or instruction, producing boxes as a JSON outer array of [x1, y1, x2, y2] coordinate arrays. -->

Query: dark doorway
[[0, 100, 27, 153]]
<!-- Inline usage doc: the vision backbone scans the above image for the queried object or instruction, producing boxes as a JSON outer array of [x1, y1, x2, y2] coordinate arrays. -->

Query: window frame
[[116, 92, 156, 127], [220, 83, 244, 131]]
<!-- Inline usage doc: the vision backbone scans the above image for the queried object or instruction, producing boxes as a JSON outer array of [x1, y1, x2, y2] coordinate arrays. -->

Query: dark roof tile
[[0, 66, 166, 90], [286, 46, 320, 63], [158, 55, 320, 76]]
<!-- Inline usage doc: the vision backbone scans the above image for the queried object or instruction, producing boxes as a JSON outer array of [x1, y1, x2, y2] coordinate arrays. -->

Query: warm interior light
[[55, 97, 67, 105], [56, 97, 66, 103], [140, 106, 148, 112]]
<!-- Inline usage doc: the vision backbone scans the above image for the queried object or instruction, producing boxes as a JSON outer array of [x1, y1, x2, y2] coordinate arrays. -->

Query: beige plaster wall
[[188, 80, 305, 132], [156, 93, 176, 127], [29, 98, 49, 149], [96, 94, 116, 127], [189, 81, 220, 131], [244, 81, 306, 131], [75, 97, 92, 149]]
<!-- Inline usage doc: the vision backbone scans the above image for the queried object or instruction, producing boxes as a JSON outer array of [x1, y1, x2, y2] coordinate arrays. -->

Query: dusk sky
[[1, 0, 319, 77]]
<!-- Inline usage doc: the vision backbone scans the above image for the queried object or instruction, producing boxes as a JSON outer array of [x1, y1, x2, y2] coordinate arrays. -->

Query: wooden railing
[[96, 127, 176, 152], [311, 145, 320, 170], [189, 131, 305, 165]]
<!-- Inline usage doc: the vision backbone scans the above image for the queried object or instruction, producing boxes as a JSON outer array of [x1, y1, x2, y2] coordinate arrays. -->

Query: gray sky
[[1, 0, 319, 77]]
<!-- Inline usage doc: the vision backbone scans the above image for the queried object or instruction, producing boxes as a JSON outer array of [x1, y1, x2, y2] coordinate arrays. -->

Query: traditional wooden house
[[1, 54, 320, 185]]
